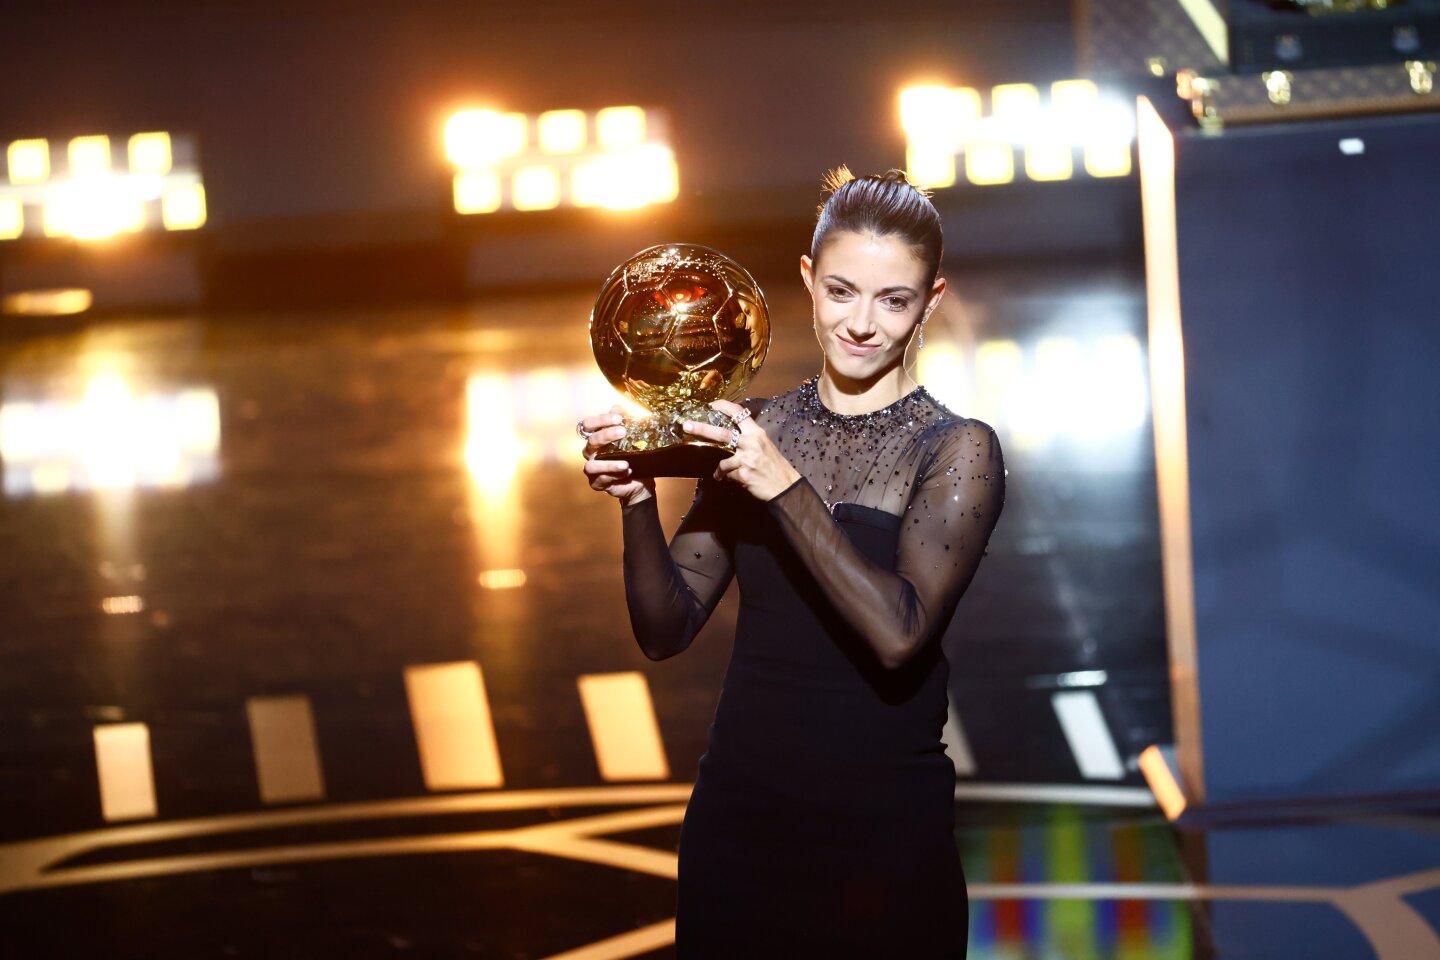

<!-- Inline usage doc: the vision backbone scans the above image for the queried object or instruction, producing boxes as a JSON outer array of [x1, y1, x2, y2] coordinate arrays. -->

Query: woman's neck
[[816, 362, 917, 415]]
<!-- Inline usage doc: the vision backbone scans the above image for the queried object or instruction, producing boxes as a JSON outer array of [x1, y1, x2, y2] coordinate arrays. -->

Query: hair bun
[[820, 165, 856, 199]]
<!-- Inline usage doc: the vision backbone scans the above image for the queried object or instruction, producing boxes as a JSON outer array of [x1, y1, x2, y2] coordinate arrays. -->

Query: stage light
[[445, 109, 527, 167], [7, 139, 50, 183], [0, 197, 22, 239], [44, 177, 145, 240], [478, 568, 527, 589], [897, 78, 1135, 187], [595, 106, 646, 150], [1083, 97, 1135, 177], [464, 373, 523, 497], [916, 342, 968, 410], [905, 144, 957, 189], [899, 85, 981, 150], [454, 169, 502, 214], [3, 131, 205, 241], [161, 181, 206, 230], [538, 109, 587, 154], [0, 374, 222, 497], [1024, 138, 1073, 181], [572, 143, 678, 209], [512, 164, 561, 210], [965, 141, 1014, 185], [1051, 79, 1100, 131], [446, 105, 676, 214], [1, 288, 93, 316], [1035, 337, 1086, 430], [127, 132, 172, 175], [68, 135, 112, 176], [991, 84, 1041, 141]]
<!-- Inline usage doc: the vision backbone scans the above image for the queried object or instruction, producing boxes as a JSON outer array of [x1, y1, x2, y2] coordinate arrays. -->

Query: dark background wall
[[0, 1, 1076, 249]]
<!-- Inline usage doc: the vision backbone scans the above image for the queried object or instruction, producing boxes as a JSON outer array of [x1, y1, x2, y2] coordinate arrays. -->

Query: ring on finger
[[575, 420, 594, 440], [728, 426, 741, 449], [728, 407, 752, 426]]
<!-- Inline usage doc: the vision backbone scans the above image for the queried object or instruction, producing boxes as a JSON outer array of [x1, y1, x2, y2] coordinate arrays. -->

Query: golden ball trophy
[[588, 243, 771, 478]]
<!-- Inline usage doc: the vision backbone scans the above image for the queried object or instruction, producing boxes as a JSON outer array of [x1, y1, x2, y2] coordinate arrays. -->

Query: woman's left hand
[[684, 399, 802, 502]]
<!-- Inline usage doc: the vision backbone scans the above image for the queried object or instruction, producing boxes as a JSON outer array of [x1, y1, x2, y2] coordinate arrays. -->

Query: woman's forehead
[[816, 231, 929, 281]]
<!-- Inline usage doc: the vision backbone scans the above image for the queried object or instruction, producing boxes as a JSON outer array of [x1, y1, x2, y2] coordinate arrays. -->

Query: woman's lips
[[837, 337, 878, 356]]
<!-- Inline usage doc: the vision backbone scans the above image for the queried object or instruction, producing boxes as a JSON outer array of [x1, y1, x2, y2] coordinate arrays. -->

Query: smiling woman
[[579, 168, 1005, 958]]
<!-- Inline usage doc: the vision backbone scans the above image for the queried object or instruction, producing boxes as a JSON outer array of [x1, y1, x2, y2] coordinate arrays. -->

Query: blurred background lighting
[[477, 568, 528, 590], [127, 132, 172, 175], [1025, 137, 1074, 181], [0, 376, 221, 497], [68, 135, 112, 176], [447, 106, 676, 214], [595, 106, 646, 150], [445, 109, 528, 168], [1, 288, 94, 316], [46, 176, 147, 239], [965, 140, 1015, 185], [905, 144, 957, 189], [101, 595, 145, 615], [7, 139, 50, 183], [161, 181, 207, 230], [990, 83, 1042, 142], [898, 79, 1135, 188], [572, 144, 678, 210], [538, 109, 587, 154], [0, 197, 24, 239], [453, 169, 502, 214], [1, 130, 204, 240], [512, 164, 561, 210]]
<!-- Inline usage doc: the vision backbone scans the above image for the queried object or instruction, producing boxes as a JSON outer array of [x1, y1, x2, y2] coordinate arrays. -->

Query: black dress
[[620, 377, 1006, 958]]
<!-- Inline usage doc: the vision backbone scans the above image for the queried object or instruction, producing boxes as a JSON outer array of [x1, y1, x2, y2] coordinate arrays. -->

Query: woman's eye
[[884, 297, 911, 311], [827, 287, 852, 300]]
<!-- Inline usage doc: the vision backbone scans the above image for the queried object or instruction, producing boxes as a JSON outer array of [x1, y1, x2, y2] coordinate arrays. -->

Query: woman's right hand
[[580, 406, 654, 506]]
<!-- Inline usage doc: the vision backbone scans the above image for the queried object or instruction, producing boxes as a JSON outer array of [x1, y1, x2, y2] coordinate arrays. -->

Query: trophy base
[[602, 440, 733, 479], [594, 407, 738, 479]]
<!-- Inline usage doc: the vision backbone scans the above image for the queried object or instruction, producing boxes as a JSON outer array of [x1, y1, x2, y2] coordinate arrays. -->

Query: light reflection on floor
[[1, 266, 1436, 958]]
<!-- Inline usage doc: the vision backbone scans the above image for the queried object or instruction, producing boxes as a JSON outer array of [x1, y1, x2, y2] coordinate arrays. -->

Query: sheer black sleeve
[[619, 474, 737, 661], [763, 419, 1005, 669]]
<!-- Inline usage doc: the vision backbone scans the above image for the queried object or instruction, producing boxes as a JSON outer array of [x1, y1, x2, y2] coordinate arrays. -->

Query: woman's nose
[[845, 304, 878, 339]]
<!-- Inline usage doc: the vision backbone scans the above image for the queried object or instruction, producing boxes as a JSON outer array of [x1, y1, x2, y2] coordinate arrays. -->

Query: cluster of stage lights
[[445, 106, 679, 213], [0, 132, 206, 241], [899, 80, 1135, 188], [458, 330, 1148, 499], [0, 373, 221, 497]]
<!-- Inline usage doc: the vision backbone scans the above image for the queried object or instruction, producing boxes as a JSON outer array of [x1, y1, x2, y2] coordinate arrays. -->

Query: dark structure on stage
[[1081, 0, 1440, 821]]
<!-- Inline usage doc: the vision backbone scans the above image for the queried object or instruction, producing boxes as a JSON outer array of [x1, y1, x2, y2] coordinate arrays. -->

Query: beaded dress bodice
[[754, 375, 1003, 527], [620, 375, 1006, 665]]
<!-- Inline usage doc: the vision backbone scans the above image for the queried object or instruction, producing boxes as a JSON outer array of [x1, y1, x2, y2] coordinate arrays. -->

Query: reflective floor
[[1, 263, 1437, 958]]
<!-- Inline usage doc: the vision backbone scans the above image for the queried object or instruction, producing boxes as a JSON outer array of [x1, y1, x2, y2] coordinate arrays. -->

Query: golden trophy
[[589, 243, 770, 478]]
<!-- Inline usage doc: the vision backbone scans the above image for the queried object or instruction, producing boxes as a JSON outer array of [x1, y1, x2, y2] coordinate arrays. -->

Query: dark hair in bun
[[810, 166, 943, 287]]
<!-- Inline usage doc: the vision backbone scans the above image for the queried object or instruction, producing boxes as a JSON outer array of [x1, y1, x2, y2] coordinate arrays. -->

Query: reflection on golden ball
[[590, 243, 770, 414]]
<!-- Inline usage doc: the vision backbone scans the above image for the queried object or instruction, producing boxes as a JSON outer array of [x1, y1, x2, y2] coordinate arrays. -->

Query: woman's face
[[801, 230, 945, 383]]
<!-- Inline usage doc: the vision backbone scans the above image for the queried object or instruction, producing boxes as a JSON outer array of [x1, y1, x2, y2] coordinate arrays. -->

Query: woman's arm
[[764, 419, 1005, 669], [621, 476, 737, 660]]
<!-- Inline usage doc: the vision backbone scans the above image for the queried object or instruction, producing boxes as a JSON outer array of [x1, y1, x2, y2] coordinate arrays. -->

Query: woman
[[579, 168, 1005, 957]]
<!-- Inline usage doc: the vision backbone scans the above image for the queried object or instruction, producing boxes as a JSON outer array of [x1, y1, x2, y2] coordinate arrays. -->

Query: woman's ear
[[799, 254, 815, 294], [925, 275, 947, 316]]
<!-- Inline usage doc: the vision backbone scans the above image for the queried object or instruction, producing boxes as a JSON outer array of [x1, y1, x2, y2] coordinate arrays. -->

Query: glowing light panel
[[128, 132, 173, 175], [446, 105, 676, 214], [445, 109, 527, 167], [898, 79, 1135, 187], [7, 139, 50, 183], [68, 135, 112, 176], [538, 109, 587, 154]]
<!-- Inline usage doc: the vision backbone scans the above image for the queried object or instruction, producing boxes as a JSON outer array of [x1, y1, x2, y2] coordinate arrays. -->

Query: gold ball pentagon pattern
[[590, 243, 770, 414]]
